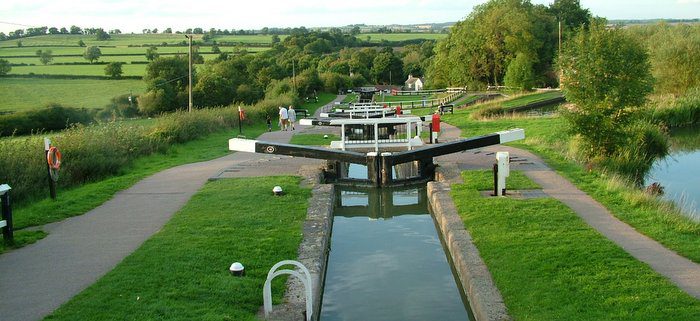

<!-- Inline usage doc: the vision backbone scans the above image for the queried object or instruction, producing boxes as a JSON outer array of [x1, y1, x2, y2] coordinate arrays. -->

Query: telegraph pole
[[185, 34, 193, 112]]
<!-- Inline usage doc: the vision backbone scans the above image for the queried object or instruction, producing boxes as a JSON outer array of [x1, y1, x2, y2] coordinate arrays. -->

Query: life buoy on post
[[47, 146, 62, 170]]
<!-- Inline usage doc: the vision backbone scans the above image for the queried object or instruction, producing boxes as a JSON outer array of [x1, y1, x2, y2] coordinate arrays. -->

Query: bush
[[0, 104, 94, 136]]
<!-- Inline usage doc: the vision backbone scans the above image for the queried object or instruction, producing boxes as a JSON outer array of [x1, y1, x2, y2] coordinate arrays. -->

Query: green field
[[0, 46, 268, 57], [501, 91, 563, 109], [0, 77, 147, 111], [359, 33, 447, 42], [375, 94, 438, 102], [0, 34, 208, 47], [7, 64, 147, 76]]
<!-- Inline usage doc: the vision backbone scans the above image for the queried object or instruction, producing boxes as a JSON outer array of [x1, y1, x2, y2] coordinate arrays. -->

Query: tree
[[60, 27, 68, 34], [83, 46, 102, 63], [429, 0, 558, 89], [549, 0, 591, 32], [104, 62, 124, 79], [78, 39, 86, 47], [271, 34, 280, 44], [95, 28, 111, 41], [351, 26, 361, 35], [163, 28, 172, 34], [211, 45, 221, 53], [145, 46, 159, 61], [140, 56, 190, 114], [504, 52, 536, 90], [48, 27, 59, 34], [16, 40, 22, 48], [559, 21, 655, 158], [0, 59, 11, 75], [371, 52, 403, 84], [36, 49, 54, 65], [70, 25, 82, 34]]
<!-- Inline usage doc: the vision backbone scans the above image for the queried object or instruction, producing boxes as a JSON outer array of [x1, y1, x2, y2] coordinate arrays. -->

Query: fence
[[380, 91, 464, 109]]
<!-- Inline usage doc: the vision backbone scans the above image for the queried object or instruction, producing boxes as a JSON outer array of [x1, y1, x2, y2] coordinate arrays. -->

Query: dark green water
[[320, 180, 472, 320], [647, 126, 700, 220]]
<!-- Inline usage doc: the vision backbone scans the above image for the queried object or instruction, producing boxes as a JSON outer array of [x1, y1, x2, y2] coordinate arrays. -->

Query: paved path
[[435, 123, 700, 299], [0, 96, 343, 321]]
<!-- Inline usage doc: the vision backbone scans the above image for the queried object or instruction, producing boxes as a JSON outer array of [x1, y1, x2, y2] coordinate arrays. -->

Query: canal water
[[646, 126, 700, 220], [320, 165, 472, 320]]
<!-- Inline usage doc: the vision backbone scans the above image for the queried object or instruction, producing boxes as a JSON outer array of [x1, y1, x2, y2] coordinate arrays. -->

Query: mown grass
[[500, 91, 562, 109], [44, 176, 310, 321], [0, 77, 147, 112], [300, 92, 337, 115], [341, 93, 357, 103], [452, 170, 700, 320], [442, 109, 700, 263], [289, 133, 339, 146]]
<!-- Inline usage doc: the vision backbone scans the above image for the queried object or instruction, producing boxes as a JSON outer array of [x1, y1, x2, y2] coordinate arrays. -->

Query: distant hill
[[610, 18, 700, 26]]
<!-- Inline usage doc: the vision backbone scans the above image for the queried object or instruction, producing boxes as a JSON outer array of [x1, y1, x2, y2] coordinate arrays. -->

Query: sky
[[1, 0, 699, 34]]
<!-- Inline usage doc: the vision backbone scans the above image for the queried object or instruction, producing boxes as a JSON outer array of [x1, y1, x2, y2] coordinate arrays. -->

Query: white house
[[405, 75, 424, 91]]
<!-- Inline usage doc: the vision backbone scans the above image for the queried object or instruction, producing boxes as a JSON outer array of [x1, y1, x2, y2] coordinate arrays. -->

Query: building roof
[[405, 76, 424, 85]]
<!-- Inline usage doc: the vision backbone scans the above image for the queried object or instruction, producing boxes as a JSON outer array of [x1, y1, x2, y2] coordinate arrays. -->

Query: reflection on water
[[647, 126, 700, 220], [341, 162, 421, 181], [320, 186, 471, 321]]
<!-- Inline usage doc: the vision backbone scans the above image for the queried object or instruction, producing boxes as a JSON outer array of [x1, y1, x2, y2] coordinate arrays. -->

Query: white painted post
[[406, 120, 412, 151], [341, 124, 346, 151], [496, 152, 510, 196], [374, 123, 379, 152], [263, 260, 313, 321]]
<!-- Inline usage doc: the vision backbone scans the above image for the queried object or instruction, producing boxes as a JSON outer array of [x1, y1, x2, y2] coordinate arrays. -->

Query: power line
[[154, 74, 188, 88], [0, 21, 36, 28]]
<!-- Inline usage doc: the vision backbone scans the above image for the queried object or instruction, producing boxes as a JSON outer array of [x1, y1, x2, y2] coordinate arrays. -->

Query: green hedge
[[0, 104, 94, 136]]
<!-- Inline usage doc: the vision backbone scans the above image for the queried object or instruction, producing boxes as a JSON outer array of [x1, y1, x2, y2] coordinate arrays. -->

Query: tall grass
[[0, 105, 261, 204], [645, 88, 700, 127]]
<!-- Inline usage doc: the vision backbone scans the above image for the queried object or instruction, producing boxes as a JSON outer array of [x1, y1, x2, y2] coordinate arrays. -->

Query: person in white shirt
[[287, 105, 297, 130], [278, 106, 289, 131]]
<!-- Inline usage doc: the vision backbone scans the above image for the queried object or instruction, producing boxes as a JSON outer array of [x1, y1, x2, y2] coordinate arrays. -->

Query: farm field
[[8, 64, 148, 77], [2, 53, 224, 65], [0, 78, 147, 111], [359, 33, 447, 42], [0, 46, 267, 57], [0, 33, 281, 47]]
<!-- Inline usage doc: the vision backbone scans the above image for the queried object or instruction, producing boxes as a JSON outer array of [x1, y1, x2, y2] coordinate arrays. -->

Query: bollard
[[496, 152, 510, 196]]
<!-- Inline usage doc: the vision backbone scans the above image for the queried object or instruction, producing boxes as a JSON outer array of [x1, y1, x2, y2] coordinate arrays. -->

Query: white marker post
[[496, 152, 510, 196]]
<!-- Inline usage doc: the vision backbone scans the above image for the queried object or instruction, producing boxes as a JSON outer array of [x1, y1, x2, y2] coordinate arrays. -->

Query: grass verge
[[442, 111, 700, 263], [452, 170, 700, 320], [290, 134, 339, 146], [44, 176, 310, 321]]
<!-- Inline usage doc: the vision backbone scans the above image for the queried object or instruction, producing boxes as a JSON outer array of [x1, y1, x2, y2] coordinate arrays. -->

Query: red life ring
[[47, 146, 62, 170]]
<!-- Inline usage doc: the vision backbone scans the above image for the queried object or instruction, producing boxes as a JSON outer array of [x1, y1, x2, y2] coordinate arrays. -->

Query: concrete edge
[[428, 165, 512, 321], [261, 166, 334, 321]]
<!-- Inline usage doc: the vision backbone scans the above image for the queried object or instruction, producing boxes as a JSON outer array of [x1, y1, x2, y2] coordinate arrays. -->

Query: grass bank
[[452, 170, 700, 320], [290, 133, 339, 146], [44, 176, 310, 321], [442, 111, 700, 263]]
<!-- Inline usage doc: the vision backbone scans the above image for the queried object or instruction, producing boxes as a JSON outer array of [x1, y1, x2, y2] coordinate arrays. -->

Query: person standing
[[278, 106, 289, 131], [287, 105, 297, 131]]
